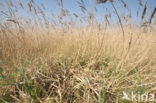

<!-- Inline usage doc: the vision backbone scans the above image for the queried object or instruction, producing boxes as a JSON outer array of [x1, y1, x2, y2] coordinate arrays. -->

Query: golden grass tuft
[[0, 0, 156, 103]]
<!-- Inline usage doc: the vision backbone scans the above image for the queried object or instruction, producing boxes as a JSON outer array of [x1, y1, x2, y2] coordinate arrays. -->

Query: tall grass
[[0, 0, 156, 103]]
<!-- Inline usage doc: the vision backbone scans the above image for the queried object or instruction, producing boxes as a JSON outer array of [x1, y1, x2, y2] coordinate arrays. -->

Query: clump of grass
[[0, 0, 156, 103]]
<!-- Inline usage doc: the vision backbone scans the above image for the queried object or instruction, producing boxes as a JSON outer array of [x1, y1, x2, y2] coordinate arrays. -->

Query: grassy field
[[0, 0, 156, 103]]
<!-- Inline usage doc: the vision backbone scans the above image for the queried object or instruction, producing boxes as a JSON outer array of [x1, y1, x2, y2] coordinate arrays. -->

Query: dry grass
[[0, 0, 156, 103]]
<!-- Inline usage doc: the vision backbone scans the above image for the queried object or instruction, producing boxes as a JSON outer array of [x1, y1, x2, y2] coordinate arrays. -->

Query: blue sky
[[0, 0, 156, 24]]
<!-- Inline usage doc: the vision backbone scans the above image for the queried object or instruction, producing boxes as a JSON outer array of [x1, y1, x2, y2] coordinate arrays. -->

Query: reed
[[0, 0, 156, 103]]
